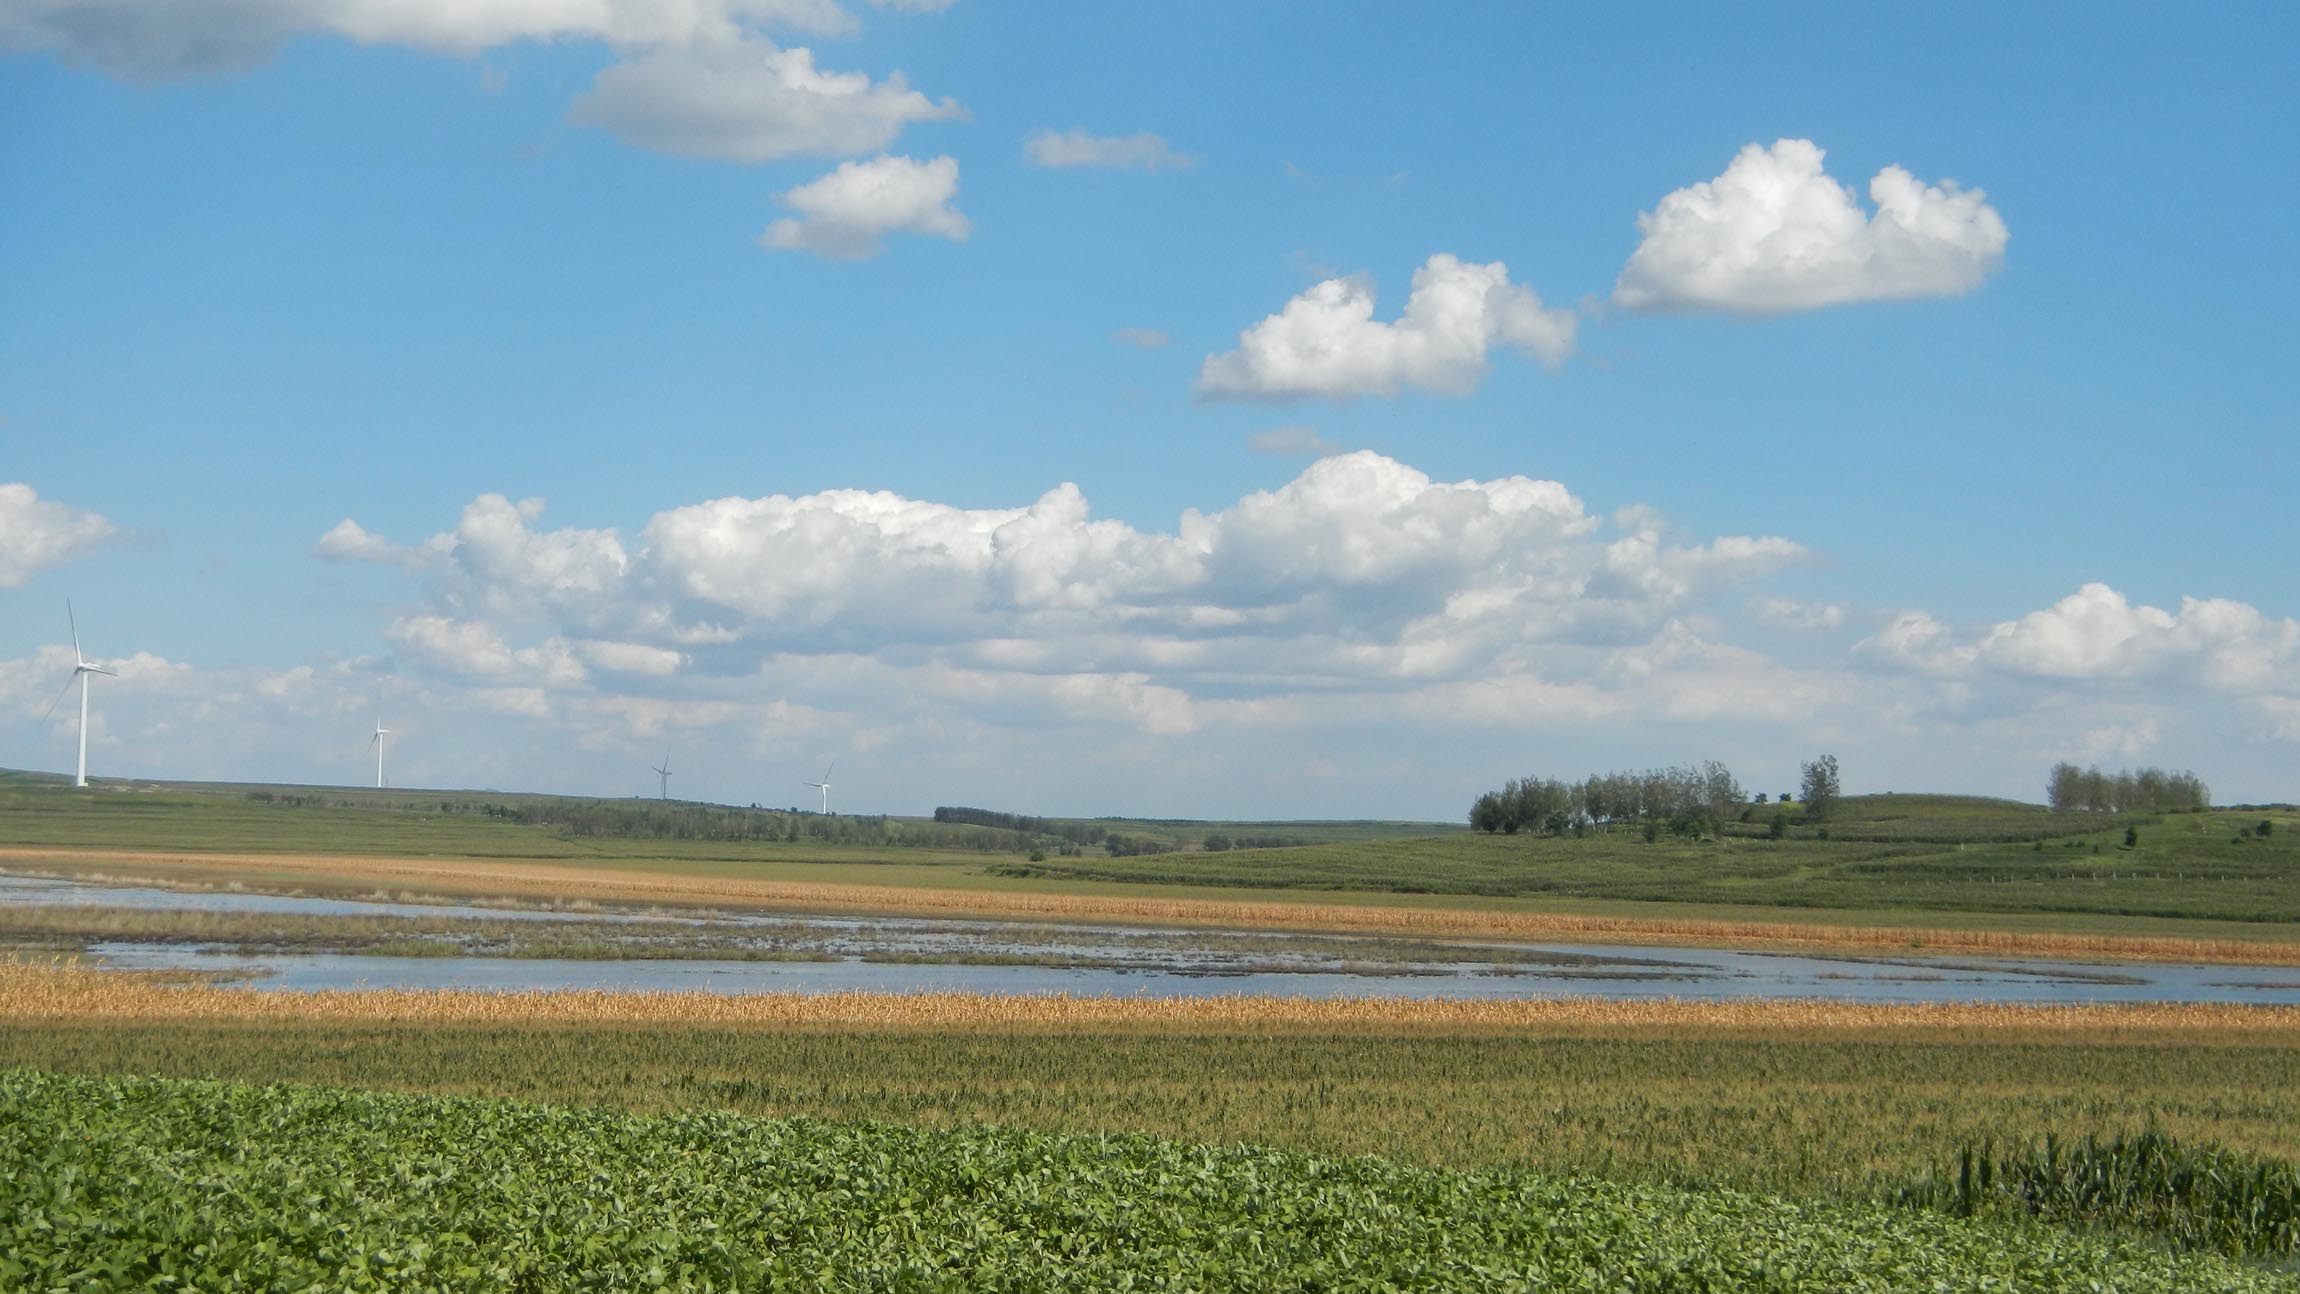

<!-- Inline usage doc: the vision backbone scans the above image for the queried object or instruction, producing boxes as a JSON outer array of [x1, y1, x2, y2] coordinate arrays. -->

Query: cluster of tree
[[442, 797, 1040, 851], [932, 806, 1110, 848], [2047, 764, 2211, 813], [1200, 833, 1306, 852], [1100, 832, 1182, 857], [1469, 762, 1747, 837]]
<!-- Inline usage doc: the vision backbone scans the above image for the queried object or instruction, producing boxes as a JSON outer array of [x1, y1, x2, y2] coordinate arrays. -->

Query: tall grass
[[1899, 1131, 2300, 1258]]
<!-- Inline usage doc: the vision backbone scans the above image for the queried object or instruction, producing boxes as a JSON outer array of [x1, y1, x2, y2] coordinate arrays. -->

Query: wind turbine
[[42, 601, 117, 789], [802, 758, 835, 815], [652, 750, 672, 800], [369, 719, 390, 789]]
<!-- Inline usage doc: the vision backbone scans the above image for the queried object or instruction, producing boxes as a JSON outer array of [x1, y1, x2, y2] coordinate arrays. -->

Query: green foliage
[[1899, 1131, 2300, 1259], [1798, 755, 1840, 823], [1471, 763, 1743, 836], [2048, 763, 2212, 814], [0, 1070, 2286, 1293]]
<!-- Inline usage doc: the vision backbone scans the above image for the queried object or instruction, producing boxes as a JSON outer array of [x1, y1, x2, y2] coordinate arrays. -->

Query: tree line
[[1469, 754, 1842, 839], [1470, 763, 1748, 837], [2047, 764, 2210, 813]]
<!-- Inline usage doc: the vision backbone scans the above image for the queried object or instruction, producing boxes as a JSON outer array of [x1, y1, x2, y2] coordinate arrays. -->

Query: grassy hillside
[[993, 797, 2300, 926], [0, 769, 1452, 860]]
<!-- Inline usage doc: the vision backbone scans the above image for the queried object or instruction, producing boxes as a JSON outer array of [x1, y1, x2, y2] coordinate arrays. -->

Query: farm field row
[[9, 964, 2300, 1195], [4, 1068, 2291, 1292]]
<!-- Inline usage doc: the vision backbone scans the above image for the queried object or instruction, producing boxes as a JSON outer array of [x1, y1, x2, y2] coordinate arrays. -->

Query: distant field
[[0, 770, 1455, 859], [995, 796, 2300, 927], [5, 772, 2298, 955]]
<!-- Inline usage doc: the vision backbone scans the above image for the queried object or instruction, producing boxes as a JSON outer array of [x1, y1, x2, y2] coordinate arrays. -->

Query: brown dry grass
[[6, 845, 2299, 966], [9, 962, 2300, 1043]]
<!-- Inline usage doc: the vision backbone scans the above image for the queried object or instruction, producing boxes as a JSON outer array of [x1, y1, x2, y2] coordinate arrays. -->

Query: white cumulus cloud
[[1614, 138, 2008, 314], [570, 38, 961, 165], [1024, 129, 1196, 171], [1198, 254, 1576, 401], [0, 483, 118, 587], [1859, 583, 2300, 693], [761, 154, 968, 259]]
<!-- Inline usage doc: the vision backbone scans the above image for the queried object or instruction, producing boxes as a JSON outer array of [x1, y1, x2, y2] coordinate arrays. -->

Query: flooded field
[[9, 872, 2300, 1005]]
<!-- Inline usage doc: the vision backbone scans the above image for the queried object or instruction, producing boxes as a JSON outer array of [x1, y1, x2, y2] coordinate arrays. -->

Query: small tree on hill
[[1799, 754, 1841, 822]]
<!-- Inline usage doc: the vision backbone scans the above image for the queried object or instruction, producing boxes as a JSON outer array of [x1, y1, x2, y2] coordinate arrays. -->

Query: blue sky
[[3, 1, 2296, 816]]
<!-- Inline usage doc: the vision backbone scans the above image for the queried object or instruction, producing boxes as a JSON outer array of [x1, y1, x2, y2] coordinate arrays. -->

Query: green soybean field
[[4, 1070, 2295, 1293]]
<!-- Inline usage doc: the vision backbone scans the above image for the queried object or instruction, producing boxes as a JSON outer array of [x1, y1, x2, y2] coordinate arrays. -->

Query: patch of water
[[72, 941, 2300, 1005]]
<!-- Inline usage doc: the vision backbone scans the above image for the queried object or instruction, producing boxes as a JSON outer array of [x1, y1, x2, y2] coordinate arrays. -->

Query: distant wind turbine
[[803, 758, 836, 815], [652, 750, 672, 800], [369, 719, 390, 789], [41, 602, 118, 789]]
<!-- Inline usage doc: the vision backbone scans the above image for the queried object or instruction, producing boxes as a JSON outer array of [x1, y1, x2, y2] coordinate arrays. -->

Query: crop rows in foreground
[[6, 1069, 2294, 1293]]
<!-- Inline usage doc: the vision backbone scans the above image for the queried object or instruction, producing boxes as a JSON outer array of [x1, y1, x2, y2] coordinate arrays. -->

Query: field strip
[[9, 963, 2300, 1037], [5, 845, 2300, 965]]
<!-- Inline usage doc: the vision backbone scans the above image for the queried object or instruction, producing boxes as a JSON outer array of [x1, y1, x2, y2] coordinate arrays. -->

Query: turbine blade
[[40, 675, 75, 724], [67, 599, 80, 659]]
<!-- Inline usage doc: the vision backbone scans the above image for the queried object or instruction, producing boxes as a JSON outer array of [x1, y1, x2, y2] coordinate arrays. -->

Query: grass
[[13, 1069, 2290, 1293], [1899, 1130, 2300, 1259]]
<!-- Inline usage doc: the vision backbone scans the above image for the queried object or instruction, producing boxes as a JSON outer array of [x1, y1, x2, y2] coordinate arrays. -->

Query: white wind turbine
[[802, 758, 835, 815], [43, 601, 118, 788], [369, 718, 390, 789], [652, 750, 673, 800]]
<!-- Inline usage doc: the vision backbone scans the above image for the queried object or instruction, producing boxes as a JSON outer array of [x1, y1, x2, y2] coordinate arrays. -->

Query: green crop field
[[4, 1069, 2291, 1292], [994, 798, 2300, 926], [11, 1013, 2300, 1199]]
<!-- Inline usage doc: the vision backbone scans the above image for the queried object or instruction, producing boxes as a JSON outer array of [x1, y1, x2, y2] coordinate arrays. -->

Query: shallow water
[[72, 942, 2300, 1004], [13, 871, 2300, 1004]]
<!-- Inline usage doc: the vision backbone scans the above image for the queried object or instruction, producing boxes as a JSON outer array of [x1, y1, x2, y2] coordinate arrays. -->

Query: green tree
[[1799, 754, 1841, 822]]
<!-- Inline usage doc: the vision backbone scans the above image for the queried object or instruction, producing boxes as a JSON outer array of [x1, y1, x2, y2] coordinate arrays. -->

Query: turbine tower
[[369, 719, 390, 789], [49, 601, 117, 789], [803, 758, 835, 815], [652, 750, 672, 800]]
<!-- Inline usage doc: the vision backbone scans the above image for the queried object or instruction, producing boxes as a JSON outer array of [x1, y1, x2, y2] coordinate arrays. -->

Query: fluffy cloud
[[1750, 597, 1848, 630], [1614, 139, 2008, 314], [570, 39, 960, 164], [0, 483, 118, 587], [761, 154, 968, 259], [386, 615, 587, 687], [4, 2, 960, 182], [1198, 255, 1576, 401], [327, 452, 1807, 714], [1860, 583, 2300, 692], [1024, 129, 1196, 171], [0, 0, 866, 79]]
